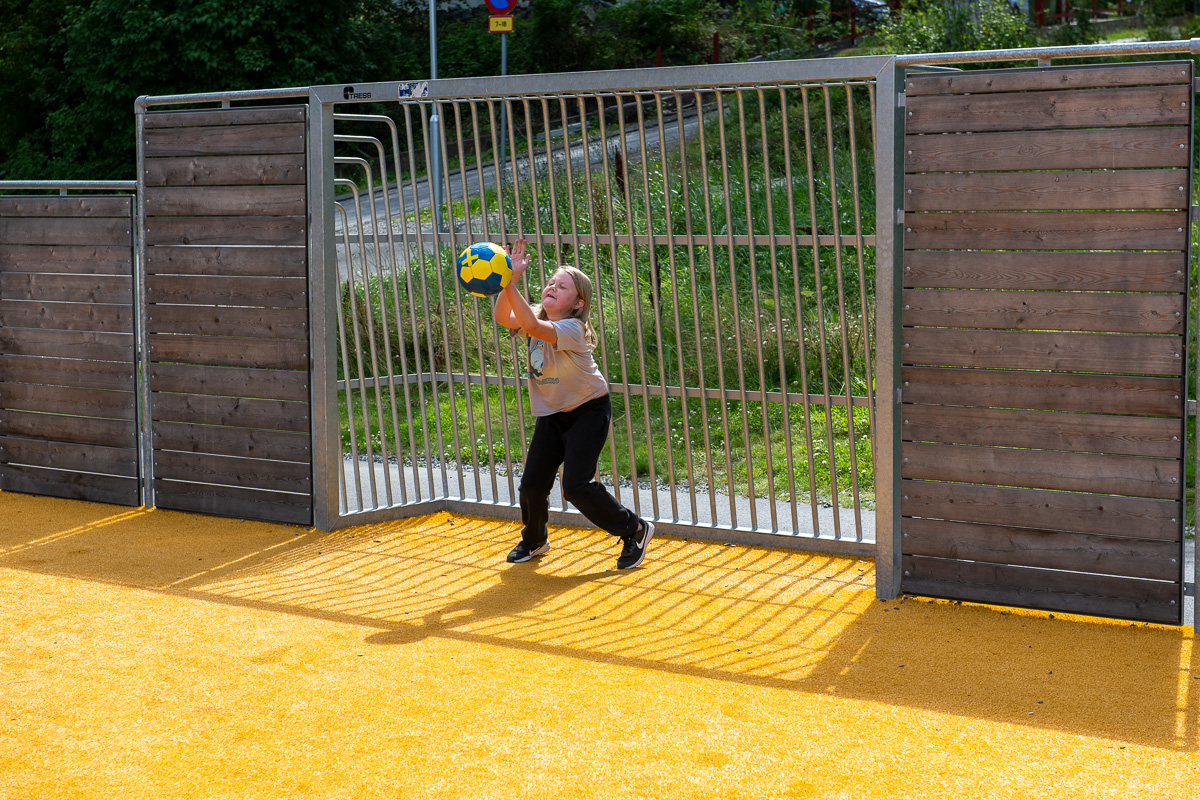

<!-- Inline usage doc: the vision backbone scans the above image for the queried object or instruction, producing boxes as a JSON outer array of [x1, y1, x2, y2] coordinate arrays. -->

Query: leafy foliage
[[868, 0, 1034, 55]]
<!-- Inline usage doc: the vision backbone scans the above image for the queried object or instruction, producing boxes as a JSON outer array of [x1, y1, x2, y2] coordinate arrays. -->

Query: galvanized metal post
[[873, 58, 903, 599], [309, 94, 340, 530], [134, 98, 153, 509]]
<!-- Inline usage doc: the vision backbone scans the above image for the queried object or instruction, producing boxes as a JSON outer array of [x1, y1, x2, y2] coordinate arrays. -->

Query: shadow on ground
[[1, 493, 1195, 752]]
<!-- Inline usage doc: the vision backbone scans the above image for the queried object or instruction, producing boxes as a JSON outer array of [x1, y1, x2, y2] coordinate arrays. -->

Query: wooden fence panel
[[144, 104, 312, 526], [899, 62, 1190, 623], [0, 194, 138, 505]]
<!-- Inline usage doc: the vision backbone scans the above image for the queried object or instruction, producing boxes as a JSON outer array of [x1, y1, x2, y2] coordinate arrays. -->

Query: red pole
[[712, 31, 719, 64], [656, 45, 663, 68]]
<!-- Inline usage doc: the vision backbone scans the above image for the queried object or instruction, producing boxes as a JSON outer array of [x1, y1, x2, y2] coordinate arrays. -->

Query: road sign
[[489, 15, 514, 32], [485, 0, 518, 14]]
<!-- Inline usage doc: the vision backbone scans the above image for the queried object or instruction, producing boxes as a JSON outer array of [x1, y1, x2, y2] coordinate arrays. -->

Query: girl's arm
[[498, 239, 558, 344]]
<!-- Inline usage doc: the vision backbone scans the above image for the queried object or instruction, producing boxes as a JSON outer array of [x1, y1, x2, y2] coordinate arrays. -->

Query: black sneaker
[[506, 540, 549, 563], [616, 520, 655, 569]]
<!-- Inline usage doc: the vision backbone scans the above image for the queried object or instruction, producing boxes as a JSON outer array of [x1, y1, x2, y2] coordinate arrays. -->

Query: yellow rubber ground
[[1, 492, 1197, 799]]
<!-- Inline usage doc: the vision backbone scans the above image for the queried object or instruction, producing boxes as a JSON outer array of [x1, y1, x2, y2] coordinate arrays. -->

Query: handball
[[456, 241, 512, 298]]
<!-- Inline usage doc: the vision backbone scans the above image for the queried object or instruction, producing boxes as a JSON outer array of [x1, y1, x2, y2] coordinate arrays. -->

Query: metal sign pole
[[498, 31, 508, 178], [429, 0, 443, 231]]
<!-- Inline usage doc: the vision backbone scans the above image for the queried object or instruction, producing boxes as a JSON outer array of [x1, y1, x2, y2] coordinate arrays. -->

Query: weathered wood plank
[[0, 410, 136, 449], [904, 63, 1192, 96], [0, 384, 135, 419], [0, 355, 135, 391], [0, 196, 132, 218], [144, 245, 306, 277], [0, 299, 133, 333], [143, 154, 307, 187], [149, 335, 307, 370], [902, 289, 1183, 334], [148, 304, 308, 340], [143, 216, 306, 247], [901, 404, 1182, 458], [904, 211, 1187, 251], [0, 273, 132, 305], [901, 367, 1183, 417], [145, 185, 307, 217], [144, 106, 306, 129], [902, 251, 1186, 293], [146, 275, 307, 307], [0, 464, 138, 506], [149, 363, 310, 402], [153, 421, 311, 462], [0, 436, 137, 476], [900, 555, 1180, 624], [143, 122, 306, 157], [0, 329, 132, 362], [150, 392, 310, 432], [904, 127, 1190, 172], [906, 85, 1190, 134], [154, 450, 311, 493], [153, 479, 311, 525], [901, 441, 1181, 500], [0, 245, 133, 275], [0, 217, 132, 247], [900, 479, 1181, 540], [901, 518, 1182, 581], [902, 329, 1184, 375], [904, 169, 1189, 212]]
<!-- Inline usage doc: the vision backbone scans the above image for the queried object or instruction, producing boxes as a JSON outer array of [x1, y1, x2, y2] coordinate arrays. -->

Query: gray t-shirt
[[525, 318, 609, 416]]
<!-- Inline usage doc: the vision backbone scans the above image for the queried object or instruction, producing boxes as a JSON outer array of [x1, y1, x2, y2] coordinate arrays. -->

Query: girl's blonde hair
[[533, 266, 598, 348]]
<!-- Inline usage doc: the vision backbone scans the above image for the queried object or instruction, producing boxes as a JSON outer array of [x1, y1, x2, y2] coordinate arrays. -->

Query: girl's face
[[540, 270, 583, 320]]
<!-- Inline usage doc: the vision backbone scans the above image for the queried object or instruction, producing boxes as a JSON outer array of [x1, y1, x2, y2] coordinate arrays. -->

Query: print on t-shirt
[[528, 337, 558, 385]]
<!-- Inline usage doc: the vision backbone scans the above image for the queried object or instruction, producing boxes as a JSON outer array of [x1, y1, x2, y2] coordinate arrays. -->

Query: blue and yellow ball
[[456, 241, 512, 298]]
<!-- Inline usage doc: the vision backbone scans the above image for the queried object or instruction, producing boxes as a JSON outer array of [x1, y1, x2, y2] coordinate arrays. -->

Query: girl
[[493, 238, 654, 569]]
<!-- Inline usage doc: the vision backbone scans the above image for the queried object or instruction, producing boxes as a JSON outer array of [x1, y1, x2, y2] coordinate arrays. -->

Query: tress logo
[[343, 86, 372, 100]]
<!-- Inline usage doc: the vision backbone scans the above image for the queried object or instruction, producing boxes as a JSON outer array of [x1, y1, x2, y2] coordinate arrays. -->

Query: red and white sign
[[485, 0, 518, 15]]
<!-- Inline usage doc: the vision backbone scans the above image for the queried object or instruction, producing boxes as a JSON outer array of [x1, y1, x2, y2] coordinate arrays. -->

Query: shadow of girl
[[363, 564, 610, 646]]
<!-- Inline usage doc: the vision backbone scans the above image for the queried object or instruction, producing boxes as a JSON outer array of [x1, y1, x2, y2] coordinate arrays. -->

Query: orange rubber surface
[[1, 493, 1197, 799]]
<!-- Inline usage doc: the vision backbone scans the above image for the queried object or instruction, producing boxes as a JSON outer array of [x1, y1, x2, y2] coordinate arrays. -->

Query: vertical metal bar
[[507, 99, 530, 471], [717, 90, 754, 529], [1187, 60, 1198, 634], [781, 88, 821, 534], [309, 97, 340, 529], [630, 96, 658, 518], [874, 59, 903, 600], [696, 93, 737, 526], [800, 85, 839, 539], [540, 97, 568, 513], [675, 90, 718, 525], [650, 94, 683, 521], [334, 199, 365, 511], [844, 86, 876, 458], [134, 103, 153, 510]]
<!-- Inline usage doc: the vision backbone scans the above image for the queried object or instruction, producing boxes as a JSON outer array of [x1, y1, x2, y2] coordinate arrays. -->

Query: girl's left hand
[[508, 238, 529, 281]]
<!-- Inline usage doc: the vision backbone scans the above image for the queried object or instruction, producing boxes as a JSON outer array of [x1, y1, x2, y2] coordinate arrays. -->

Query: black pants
[[518, 393, 640, 545]]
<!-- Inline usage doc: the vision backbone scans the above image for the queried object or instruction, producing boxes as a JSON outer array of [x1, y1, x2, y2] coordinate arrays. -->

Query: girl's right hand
[[508, 238, 529, 281]]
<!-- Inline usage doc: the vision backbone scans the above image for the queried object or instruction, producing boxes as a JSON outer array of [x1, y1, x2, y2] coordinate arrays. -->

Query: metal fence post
[[309, 94, 340, 530], [873, 57, 903, 599]]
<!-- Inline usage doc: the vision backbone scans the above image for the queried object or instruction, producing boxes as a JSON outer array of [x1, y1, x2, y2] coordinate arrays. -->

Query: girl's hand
[[508, 238, 529, 281]]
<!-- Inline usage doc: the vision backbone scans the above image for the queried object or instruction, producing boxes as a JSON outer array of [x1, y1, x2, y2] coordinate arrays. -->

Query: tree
[[0, 0, 419, 180]]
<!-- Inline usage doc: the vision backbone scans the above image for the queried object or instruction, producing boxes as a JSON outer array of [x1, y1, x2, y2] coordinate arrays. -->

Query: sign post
[[487, 0, 519, 176]]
